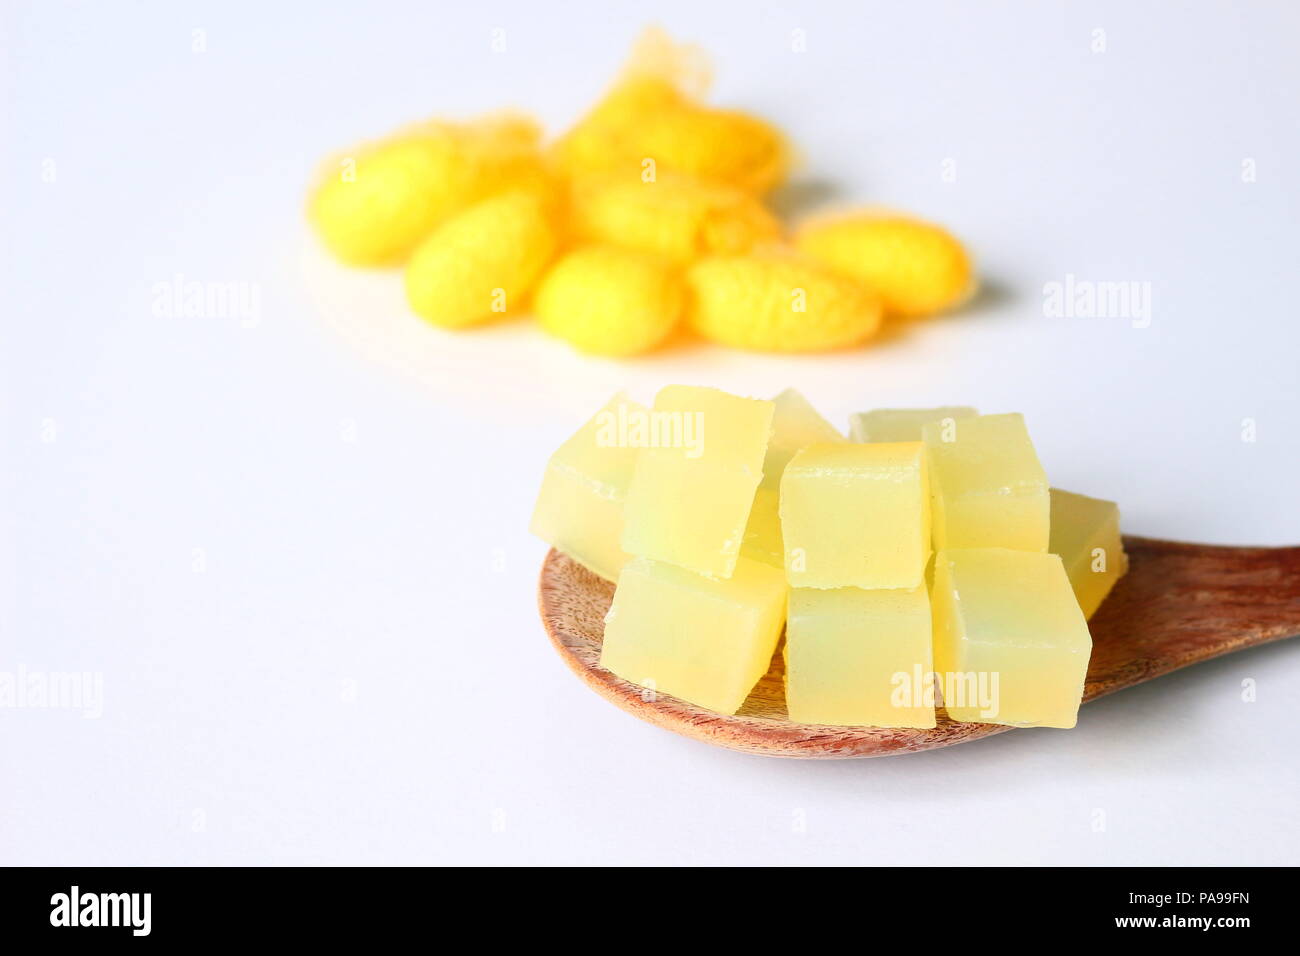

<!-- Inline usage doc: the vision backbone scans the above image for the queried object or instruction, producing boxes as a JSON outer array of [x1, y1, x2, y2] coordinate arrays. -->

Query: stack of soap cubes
[[600, 387, 788, 715], [532, 388, 1127, 729]]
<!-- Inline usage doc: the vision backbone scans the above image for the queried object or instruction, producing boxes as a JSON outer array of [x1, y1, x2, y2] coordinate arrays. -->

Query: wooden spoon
[[538, 536, 1300, 758]]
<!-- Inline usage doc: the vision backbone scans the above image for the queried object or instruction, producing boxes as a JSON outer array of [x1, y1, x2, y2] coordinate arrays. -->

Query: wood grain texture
[[538, 536, 1300, 758]]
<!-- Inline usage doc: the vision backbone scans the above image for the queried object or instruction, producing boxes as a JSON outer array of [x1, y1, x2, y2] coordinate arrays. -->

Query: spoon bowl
[[538, 536, 1300, 757]]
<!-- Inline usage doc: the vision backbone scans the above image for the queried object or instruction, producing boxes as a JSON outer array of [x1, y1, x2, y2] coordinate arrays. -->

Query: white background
[[3, 0, 1298, 865]]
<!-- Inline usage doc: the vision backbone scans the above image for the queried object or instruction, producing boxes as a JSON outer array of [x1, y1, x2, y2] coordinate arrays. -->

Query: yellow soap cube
[[741, 485, 783, 568], [850, 406, 978, 443], [621, 386, 773, 579], [1050, 488, 1129, 619], [529, 392, 646, 581], [786, 586, 935, 728], [780, 442, 930, 590], [762, 388, 846, 490], [931, 548, 1092, 728], [741, 389, 845, 568], [600, 556, 788, 714], [922, 413, 1050, 552]]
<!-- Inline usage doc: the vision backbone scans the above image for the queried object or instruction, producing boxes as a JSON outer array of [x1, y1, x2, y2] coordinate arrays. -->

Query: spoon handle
[[1084, 536, 1300, 701]]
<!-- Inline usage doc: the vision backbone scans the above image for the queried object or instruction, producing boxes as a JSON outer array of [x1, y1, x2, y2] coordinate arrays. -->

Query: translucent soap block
[[529, 391, 646, 581], [1050, 488, 1129, 619], [621, 386, 774, 579], [922, 412, 1049, 552], [931, 548, 1092, 728], [600, 556, 788, 715], [740, 486, 784, 568], [786, 586, 935, 728], [742, 388, 844, 569], [850, 406, 977, 443], [781, 442, 930, 589], [761, 388, 845, 490]]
